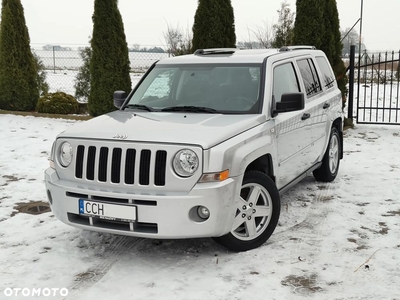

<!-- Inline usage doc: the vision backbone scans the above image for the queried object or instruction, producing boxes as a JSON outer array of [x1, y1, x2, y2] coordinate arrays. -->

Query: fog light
[[197, 206, 210, 219]]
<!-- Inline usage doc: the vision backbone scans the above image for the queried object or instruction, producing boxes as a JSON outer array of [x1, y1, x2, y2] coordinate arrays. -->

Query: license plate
[[78, 199, 136, 222]]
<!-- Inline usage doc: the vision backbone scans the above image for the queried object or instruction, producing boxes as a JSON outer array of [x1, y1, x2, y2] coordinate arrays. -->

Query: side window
[[316, 56, 335, 89], [297, 59, 322, 97], [273, 63, 300, 103]]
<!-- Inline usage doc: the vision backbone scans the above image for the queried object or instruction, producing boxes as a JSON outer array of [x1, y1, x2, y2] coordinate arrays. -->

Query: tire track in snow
[[269, 182, 334, 249], [289, 182, 334, 262], [67, 236, 144, 297], [269, 182, 336, 295]]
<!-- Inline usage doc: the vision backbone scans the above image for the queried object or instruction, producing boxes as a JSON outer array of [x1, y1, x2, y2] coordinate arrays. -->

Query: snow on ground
[[0, 114, 400, 299]]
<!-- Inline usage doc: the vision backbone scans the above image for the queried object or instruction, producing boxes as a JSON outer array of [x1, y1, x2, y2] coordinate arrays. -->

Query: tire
[[313, 127, 341, 182], [213, 171, 280, 252]]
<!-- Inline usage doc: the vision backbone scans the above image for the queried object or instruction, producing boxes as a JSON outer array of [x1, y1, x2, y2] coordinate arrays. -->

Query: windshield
[[125, 64, 262, 114]]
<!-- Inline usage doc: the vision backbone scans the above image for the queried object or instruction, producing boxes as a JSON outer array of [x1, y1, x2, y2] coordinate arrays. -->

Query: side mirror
[[114, 91, 127, 109], [273, 92, 305, 115]]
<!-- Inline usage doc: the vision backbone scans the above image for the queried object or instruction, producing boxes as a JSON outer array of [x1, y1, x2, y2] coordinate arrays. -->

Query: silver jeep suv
[[45, 46, 343, 251]]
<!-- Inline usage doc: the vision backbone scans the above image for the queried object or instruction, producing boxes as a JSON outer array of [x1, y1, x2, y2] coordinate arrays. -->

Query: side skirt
[[278, 162, 322, 196]]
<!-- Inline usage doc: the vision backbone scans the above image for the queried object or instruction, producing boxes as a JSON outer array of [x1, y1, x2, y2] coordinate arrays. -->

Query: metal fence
[[348, 47, 400, 125], [33, 46, 169, 99]]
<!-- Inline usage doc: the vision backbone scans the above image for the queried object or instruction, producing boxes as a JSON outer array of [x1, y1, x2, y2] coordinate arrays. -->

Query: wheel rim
[[231, 183, 273, 241], [328, 134, 339, 174]]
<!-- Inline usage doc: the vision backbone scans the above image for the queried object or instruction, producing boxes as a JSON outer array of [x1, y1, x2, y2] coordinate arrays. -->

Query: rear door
[[295, 57, 328, 164], [312, 56, 342, 160]]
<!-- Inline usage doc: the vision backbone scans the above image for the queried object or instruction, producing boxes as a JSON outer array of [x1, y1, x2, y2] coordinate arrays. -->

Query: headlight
[[173, 149, 199, 177], [59, 142, 73, 167]]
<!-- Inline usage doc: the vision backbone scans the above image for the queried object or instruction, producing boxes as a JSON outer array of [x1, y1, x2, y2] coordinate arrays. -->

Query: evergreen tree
[[293, 0, 347, 105], [293, 0, 324, 48], [192, 0, 236, 51], [321, 0, 340, 64], [89, 0, 131, 116], [74, 46, 92, 102], [0, 0, 39, 111], [272, 1, 295, 48], [321, 0, 348, 103]]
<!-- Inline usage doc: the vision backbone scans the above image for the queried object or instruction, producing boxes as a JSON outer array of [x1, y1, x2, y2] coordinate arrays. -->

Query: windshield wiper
[[161, 106, 219, 113], [126, 104, 155, 112]]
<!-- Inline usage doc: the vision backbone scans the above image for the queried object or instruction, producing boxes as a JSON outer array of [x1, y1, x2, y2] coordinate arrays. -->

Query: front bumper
[[45, 168, 241, 239]]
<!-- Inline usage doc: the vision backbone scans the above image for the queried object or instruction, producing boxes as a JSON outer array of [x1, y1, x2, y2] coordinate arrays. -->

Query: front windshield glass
[[126, 64, 262, 114]]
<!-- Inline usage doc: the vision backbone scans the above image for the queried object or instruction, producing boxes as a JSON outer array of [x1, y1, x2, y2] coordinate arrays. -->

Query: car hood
[[59, 111, 267, 149]]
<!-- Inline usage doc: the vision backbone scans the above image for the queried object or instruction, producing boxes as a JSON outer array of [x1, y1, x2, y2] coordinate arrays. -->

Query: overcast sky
[[19, 0, 400, 52]]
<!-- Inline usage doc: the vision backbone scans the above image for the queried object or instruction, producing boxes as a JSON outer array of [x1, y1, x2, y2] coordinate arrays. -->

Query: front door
[[273, 62, 313, 189]]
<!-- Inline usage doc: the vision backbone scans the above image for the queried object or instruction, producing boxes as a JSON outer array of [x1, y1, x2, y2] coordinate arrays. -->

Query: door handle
[[323, 103, 330, 109], [301, 113, 310, 121]]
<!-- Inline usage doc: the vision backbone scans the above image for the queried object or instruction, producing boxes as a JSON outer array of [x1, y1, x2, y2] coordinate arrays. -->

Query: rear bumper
[[45, 168, 241, 239]]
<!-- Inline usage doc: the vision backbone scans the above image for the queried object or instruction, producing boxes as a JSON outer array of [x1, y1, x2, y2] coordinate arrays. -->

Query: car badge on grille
[[113, 134, 128, 140]]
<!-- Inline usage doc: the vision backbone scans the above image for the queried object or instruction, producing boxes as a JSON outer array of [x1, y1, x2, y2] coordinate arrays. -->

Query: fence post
[[53, 46, 56, 74], [348, 45, 355, 119]]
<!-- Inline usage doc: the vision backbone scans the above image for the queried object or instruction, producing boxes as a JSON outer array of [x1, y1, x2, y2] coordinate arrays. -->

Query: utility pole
[[358, 0, 364, 61], [356, 0, 364, 121]]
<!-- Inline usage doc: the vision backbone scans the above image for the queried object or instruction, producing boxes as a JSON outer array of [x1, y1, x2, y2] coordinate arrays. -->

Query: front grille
[[75, 145, 167, 186]]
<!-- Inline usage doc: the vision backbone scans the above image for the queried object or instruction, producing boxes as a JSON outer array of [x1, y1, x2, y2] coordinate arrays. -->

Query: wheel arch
[[332, 117, 343, 159], [244, 154, 275, 183]]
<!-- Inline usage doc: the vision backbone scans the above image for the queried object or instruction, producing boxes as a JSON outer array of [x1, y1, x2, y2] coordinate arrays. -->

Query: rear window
[[316, 56, 336, 89], [297, 59, 322, 98]]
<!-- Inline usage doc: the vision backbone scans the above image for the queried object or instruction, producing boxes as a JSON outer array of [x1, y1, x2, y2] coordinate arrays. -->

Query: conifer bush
[[294, 0, 348, 106], [36, 92, 79, 114], [89, 0, 131, 116], [74, 46, 92, 102], [192, 0, 236, 51], [0, 0, 39, 111]]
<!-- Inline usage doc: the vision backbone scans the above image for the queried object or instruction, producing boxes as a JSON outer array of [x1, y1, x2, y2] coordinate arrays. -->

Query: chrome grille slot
[[111, 148, 122, 183], [75, 145, 85, 178], [86, 146, 96, 180], [73, 145, 167, 187], [98, 147, 109, 182], [139, 150, 151, 185], [125, 149, 136, 184], [155, 151, 167, 186]]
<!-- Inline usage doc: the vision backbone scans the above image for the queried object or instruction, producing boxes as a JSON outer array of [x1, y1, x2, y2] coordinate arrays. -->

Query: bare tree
[[237, 26, 262, 49], [340, 28, 366, 57], [252, 21, 274, 48], [131, 43, 141, 52], [163, 23, 192, 56]]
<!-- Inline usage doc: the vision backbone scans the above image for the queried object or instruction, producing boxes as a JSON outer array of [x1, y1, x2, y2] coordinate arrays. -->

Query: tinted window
[[273, 63, 300, 103], [316, 56, 335, 89], [297, 59, 322, 97]]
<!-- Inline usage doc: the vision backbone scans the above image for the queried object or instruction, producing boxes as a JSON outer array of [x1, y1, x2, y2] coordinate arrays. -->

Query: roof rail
[[194, 48, 238, 55], [279, 46, 316, 52]]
